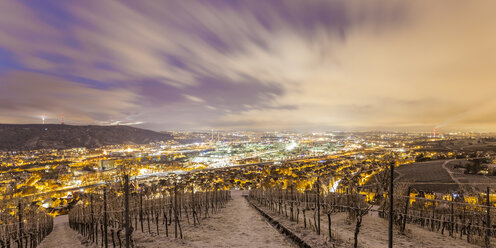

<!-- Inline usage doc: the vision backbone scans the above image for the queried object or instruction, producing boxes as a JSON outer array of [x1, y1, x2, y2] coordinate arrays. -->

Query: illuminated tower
[[433, 129, 437, 138], [41, 114, 46, 124]]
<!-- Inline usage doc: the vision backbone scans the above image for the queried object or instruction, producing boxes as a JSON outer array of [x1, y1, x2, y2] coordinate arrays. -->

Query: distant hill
[[0, 124, 173, 151]]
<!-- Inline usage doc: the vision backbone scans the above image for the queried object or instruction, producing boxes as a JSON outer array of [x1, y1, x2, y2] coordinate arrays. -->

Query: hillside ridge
[[0, 124, 172, 151]]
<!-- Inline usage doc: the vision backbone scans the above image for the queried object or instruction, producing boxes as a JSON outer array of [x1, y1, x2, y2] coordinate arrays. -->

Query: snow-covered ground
[[34, 191, 486, 248], [38, 215, 90, 248], [329, 211, 482, 248], [36, 191, 293, 248], [253, 201, 483, 248], [134, 190, 294, 247]]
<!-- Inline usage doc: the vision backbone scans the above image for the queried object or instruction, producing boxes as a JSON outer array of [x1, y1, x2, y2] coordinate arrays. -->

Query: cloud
[[0, 1, 495, 131], [215, 1, 496, 131], [101, 120, 145, 126], [0, 71, 139, 124], [183, 94, 205, 103]]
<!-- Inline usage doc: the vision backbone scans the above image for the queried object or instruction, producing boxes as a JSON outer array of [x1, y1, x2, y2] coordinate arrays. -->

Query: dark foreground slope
[[0, 124, 173, 150]]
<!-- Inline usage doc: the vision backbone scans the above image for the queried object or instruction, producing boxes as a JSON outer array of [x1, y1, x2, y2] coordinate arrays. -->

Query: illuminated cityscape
[[1, 1, 496, 248]]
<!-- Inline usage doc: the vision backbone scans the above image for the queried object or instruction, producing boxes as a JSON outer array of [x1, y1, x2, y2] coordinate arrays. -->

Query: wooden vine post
[[103, 187, 108, 248], [388, 161, 394, 248], [316, 178, 321, 235], [401, 187, 411, 233], [124, 174, 131, 248], [485, 187, 491, 248], [18, 201, 23, 248]]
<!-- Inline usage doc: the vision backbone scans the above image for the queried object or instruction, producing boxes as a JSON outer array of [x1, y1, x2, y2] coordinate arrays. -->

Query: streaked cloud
[[0, 0, 495, 131], [183, 95, 205, 103], [0, 70, 139, 124]]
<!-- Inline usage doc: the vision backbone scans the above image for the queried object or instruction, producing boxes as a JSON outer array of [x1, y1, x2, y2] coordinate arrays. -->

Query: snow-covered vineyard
[[28, 189, 487, 248], [36, 191, 290, 248]]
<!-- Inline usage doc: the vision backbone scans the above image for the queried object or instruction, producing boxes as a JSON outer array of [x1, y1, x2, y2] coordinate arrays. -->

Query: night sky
[[0, 1, 495, 131]]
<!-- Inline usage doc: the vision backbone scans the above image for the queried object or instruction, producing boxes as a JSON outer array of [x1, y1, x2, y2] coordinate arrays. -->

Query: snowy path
[[38, 215, 87, 248], [441, 160, 460, 185], [135, 190, 294, 247], [442, 159, 478, 192]]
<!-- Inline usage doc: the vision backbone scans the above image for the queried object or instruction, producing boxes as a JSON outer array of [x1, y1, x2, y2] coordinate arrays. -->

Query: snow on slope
[[38, 215, 92, 248], [34, 190, 485, 248], [256, 201, 482, 248], [134, 190, 295, 248]]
